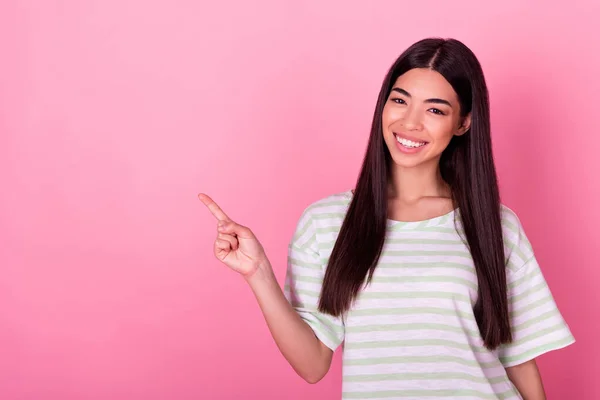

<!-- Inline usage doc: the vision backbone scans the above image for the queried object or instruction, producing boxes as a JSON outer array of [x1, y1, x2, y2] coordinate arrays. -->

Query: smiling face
[[382, 68, 471, 169]]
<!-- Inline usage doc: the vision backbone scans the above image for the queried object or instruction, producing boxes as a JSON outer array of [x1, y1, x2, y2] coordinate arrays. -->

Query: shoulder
[[299, 189, 353, 219], [500, 204, 535, 272], [500, 204, 523, 235], [291, 190, 352, 243]]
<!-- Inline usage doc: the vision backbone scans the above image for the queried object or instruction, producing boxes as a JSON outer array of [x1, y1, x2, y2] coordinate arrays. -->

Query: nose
[[402, 105, 424, 131]]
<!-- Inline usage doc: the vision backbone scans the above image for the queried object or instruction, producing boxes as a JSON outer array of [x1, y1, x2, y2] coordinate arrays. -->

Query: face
[[381, 68, 471, 169]]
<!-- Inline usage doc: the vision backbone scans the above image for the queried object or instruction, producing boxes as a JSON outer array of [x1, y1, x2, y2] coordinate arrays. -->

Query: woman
[[199, 38, 574, 399]]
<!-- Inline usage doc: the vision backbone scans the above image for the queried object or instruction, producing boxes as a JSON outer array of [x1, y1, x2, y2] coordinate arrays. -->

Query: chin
[[389, 155, 426, 169]]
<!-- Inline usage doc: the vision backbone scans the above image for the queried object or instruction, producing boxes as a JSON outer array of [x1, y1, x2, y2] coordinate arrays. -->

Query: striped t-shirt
[[283, 189, 575, 400]]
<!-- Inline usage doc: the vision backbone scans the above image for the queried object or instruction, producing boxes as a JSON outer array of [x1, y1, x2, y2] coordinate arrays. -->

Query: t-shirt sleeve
[[283, 206, 345, 351], [497, 211, 575, 367]]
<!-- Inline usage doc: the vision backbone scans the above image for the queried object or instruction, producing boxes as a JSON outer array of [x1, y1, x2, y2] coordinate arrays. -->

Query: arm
[[246, 261, 334, 383], [198, 193, 335, 384], [505, 359, 546, 400]]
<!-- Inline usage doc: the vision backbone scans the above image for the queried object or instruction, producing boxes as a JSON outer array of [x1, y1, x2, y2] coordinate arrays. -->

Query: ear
[[455, 113, 472, 136]]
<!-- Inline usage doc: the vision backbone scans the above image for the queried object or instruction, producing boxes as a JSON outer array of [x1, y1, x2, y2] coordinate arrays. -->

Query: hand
[[198, 193, 268, 278]]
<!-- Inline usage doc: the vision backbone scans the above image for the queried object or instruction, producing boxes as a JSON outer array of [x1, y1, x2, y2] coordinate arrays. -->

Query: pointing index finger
[[198, 193, 231, 222]]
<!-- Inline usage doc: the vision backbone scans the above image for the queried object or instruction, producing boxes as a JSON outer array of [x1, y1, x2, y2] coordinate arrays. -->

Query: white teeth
[[396, 135, 426, 148]]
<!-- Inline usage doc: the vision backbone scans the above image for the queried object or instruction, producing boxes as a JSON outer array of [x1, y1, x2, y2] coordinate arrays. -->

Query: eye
[[390, 98, 406, 105], [428, 108, 446, 116]]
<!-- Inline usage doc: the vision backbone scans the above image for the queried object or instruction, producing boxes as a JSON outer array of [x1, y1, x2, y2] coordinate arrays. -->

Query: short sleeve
[[498, 210, 575, 367], [283, 206, 345, 351]]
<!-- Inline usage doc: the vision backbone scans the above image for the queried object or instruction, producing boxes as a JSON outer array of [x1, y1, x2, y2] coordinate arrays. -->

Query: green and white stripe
[[283, 190, 575, 400]]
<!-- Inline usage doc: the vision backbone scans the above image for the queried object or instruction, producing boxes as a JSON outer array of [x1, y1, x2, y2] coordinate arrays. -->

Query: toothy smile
[[394, 133, 428, 148]]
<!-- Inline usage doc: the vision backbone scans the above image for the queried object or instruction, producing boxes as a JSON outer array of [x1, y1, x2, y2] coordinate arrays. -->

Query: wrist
[[244, 260, 277, 289]]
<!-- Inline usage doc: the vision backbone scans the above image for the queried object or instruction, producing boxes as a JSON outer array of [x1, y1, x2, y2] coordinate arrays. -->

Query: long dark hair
[[318, 38, 510, 350]]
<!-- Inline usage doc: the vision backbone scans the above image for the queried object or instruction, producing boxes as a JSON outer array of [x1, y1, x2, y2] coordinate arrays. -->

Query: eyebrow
[[391, 87, 453, 108]]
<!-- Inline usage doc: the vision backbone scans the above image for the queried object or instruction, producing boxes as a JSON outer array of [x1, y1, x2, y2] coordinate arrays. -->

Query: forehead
[[392, 68, 458, 103]]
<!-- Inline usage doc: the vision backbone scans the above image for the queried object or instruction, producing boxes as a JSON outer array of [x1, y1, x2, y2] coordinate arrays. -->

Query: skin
[[199, 67, 546, 397], [381, 67, 470, 222], [506, 359, 546, 399]]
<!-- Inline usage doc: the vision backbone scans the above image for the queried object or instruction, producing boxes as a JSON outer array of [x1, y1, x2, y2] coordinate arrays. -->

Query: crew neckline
[[343, 189, 457, 230]]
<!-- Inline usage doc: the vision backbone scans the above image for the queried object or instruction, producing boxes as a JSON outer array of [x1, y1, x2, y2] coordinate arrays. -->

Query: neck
[[388, 160, 450, 203]]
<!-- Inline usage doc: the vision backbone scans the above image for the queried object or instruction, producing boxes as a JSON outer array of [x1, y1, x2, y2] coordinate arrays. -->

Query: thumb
[[218, 220, 254, 239]]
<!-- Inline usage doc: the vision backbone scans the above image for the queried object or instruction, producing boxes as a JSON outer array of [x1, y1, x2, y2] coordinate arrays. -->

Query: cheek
[[382, 104, 404, 128], [426, 118, 456, 142], [381, 104, 392, 127]]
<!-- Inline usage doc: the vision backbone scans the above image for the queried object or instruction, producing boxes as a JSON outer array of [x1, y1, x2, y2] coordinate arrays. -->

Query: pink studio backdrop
[[1, 1, 598, 399]]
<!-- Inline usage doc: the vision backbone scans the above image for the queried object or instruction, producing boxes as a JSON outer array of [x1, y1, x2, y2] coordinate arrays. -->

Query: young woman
[[199, 38, 575, 400]]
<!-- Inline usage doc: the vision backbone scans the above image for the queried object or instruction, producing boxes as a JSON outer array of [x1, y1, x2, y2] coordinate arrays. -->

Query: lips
[[392, 131, 429, 153]]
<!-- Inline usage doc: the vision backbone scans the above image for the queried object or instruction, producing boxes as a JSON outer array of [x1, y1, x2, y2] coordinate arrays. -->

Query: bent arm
[[246, 261, 334, 383]]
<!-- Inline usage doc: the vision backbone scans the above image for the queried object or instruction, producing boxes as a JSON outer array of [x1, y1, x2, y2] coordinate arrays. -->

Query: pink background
[[1, 1, 598, 399]]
